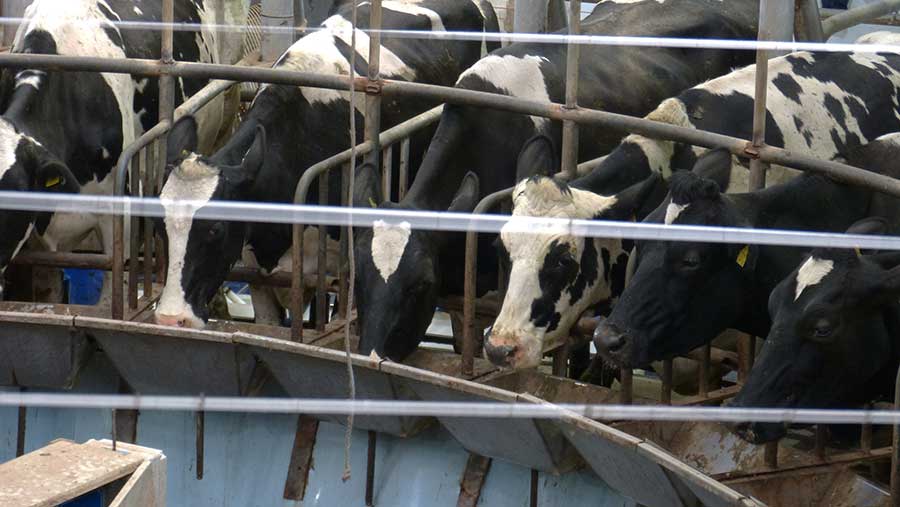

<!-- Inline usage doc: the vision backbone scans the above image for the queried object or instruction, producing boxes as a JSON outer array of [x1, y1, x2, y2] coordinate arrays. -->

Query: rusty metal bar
[[698, 344, 711, 398], [458, 454, 492, 507], [821, 7, 900, 27], [366, 430, 377, 506], [560, 0, 581, 180], [141, 149, 154, 299], [462, 188, 512, 377], [382, 144, 393, 201], [365, 0, 383, 170], [530, 469, 538, 507], [661, 359, 673, 405], [283, 416, 320, 501], [11, 252, 113, 270], [128, 155, 141, 310], [765, 441, 778, 468], [316, 177, 329, 331], [749, 0, 772, 192], [823, 0, 900, 38], [292, 221, 305, 341], [862, 403, 873, 454], [196, 410, 205, 480], [399, 138, 410, 200], [620, 368, 633, 405], [815, 425, 827, 460], [16, 402, 25, 457], [552, 343, 568, 377]]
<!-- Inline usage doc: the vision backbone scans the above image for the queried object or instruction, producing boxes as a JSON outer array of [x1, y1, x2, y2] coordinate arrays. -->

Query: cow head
[[354, 164, 480, 360], [0, 117, 78, 300], [484, 173, 661, 369], [154, 117, 266, 328], [594, 149, 754, 368], [731, 218, 900, 443]]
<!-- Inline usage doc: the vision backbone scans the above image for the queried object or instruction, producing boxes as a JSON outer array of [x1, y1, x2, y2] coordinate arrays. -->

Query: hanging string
[[341, 0, 360, 483]]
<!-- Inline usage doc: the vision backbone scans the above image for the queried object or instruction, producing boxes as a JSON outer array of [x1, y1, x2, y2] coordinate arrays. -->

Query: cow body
[[352, 0, 762, 361], [731, 134, 900, 443], [0, 0, 247, 301], [488, 40, 900, 370], [154, 0, 500, 328], [594, 135, 900, 369]]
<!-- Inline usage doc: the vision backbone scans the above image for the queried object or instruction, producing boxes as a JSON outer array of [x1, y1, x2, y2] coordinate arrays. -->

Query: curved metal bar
[[823, 0, 900, 38], [290, 105, 442, 341], [461, 187, 512, 377]]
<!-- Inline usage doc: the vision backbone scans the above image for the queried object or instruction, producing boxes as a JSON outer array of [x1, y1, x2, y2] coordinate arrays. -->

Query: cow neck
[[401, 106, 467, 211]]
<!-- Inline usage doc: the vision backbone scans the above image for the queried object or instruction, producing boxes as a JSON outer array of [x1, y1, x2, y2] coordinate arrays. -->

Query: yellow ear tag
[[736, 245, 750, 268], [44, 176, 61, 188], [854, 247, 862, 257], [181, 149, 191, 158], [368, 197, 377, 208]]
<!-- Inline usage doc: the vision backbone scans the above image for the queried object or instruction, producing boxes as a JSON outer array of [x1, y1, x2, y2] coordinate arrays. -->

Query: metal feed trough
[[2, 0, 900, 505]]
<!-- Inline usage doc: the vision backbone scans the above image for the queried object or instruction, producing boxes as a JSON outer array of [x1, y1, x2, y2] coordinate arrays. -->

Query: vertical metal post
[[748, 0, 772, 192], [366, 431, 377, 506], [338, 162, 350, 320], [560, 0, 581, 180], [16, 402, 26, 457], [619, 368, 633, 405], [661, 359, 673, 405], [514, 0, 549, 34], [293, 223, 305, 341], [795, 0, 826, 42], [765, 441, 778, 469], [861, 403, 873, 453], [381, 145, 393, 201], [462, 227, 478, 378], [529, 469, 539, 507], [891, 365, 900, 505], [552, 343, 569, 377], [316, 176, 329, 331], [815, 425, 827, 460], [365, 0, 383, 171], [154, 140, 167, 284], [398, 139, 410, 200], [196, 410, 205, 480], [128, 155, 141, 310], [698, 344, 711, 397], [141, 149, 154, 300]]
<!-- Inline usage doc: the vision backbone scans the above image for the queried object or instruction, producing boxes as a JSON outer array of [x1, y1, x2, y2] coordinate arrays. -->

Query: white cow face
[[484, 175, 660, 369]]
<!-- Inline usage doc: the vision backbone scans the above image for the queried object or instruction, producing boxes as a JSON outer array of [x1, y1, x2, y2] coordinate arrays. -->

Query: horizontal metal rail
[[822, 0, 900, 38], [3, 393, 900, 425]]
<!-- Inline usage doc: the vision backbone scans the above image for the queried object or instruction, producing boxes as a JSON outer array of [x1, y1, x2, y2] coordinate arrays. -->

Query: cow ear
[[691, 148, 732, 192], [34, 159, 79, 194], [167, 116, 199, 165], [353, 163, 382, 208], [240, 125, 266, 181], [447, 172, 480, 213], [599, 172, 663, 221], [516, 135, 558, 181], [845, 217, 888, 256]]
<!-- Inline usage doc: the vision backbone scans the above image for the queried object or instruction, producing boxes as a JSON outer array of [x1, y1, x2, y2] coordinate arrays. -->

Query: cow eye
[[808, 317, 836, 342]]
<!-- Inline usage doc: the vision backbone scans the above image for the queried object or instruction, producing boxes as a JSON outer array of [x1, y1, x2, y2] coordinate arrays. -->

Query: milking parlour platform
[[0, 306, 893, 507]]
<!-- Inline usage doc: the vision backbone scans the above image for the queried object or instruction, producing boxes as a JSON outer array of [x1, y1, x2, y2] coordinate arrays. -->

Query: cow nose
[[484, 340, 517, 367], [593, 320, 629, 354], [155, 313, 190, 328]]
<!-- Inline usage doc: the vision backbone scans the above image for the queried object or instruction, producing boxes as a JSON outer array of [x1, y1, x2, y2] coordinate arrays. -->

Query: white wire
[[4, 191, 900, 251], [0, 16, 898, 54], [2, 393, 900, 425]]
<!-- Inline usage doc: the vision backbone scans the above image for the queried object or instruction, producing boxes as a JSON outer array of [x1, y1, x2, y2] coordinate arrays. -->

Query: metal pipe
[[16, 404, 25, 457], [462, 188, 512, 377], [661, 359, 673, 405], [891, 364, 900, 505], [821, 7, 900, 28], [398, 139, 410, 200], [815, 424, 827, 460], [142, 149, 155, 299], [560, 0, 581, 180], [552, 344, 568, 377], [795, 0, 826, 42], [366, 430, 377, 506], [823, 0, 900, 38], [619, 368, 633, 405], [748, 0, 772, 192], [128, 155, 141, 309], [862, 403, 873, 453], [316, 176, 328, 331], [698, 344, 711, 397], [10, 252, 113, 270], [196, 410, 205, 480], [765, 441, 778, 468], [366, 0, 383, 172]]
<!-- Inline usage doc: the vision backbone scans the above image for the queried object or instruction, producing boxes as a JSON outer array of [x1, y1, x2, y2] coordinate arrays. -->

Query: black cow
[[731, 135, 900, 444], [594, 138, 900, 370], [351, 0, 762, 362], [0, 0, 247, 302], [154, 0, 500, 328]]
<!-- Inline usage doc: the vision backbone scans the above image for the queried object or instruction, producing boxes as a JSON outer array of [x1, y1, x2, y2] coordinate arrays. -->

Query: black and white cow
[[594, 133, 900, 370], [731, 135, 900, 444], [153, 0, 500, 328], [351, 0, 761, 361], [0, 0, 247, 302], [488, 35, 900, 369]]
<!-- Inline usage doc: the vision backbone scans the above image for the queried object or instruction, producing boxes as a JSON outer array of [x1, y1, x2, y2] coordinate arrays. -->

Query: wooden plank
[[0, 439, 144, 507]]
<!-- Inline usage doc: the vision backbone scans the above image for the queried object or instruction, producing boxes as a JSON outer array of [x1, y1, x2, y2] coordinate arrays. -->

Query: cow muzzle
[[155, 311, 205, 329], [483, 328, 541, 369], [593, 319, 632, 367]]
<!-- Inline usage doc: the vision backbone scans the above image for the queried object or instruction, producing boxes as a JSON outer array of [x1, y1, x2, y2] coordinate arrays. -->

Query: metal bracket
[[365, 79, 383, 96], [743, 143, 762, 159]]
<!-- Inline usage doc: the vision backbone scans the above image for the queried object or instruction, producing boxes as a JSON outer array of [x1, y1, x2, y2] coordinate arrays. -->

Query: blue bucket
[[63, 269, 103, 305]]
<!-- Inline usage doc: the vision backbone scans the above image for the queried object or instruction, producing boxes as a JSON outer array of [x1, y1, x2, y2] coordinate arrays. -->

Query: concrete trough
[[234, 333, 432, 437], [0, 312, 93, 389], [78, 317, 257, 396]]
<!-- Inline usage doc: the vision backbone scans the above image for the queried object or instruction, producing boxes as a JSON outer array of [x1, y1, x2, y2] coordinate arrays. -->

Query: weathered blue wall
[[0, 355, 634, 506]]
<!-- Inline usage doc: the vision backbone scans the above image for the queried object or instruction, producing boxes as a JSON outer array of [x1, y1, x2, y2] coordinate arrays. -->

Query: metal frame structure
[[4, 0, 900, 501]]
